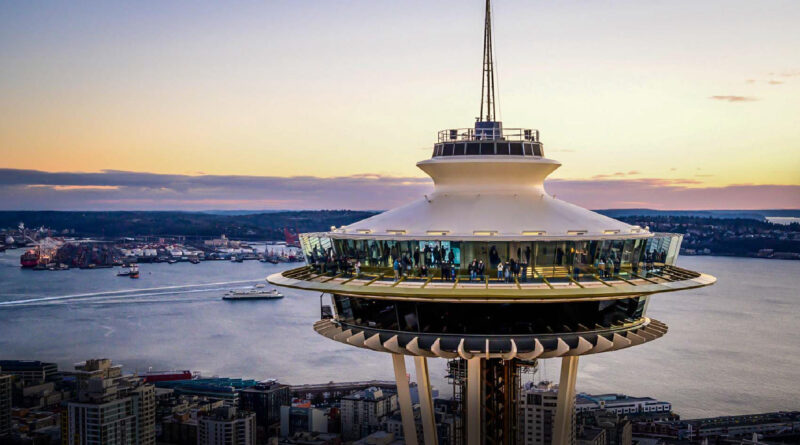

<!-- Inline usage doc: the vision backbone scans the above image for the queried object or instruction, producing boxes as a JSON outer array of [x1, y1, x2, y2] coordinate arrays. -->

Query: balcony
[[268, 264, 716, 303]]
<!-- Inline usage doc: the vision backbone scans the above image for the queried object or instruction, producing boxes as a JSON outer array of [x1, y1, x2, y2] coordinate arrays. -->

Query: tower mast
[[480, 0, 496, 122]]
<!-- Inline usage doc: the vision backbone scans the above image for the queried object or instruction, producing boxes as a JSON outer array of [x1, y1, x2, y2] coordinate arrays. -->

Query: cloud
[[591, 170, 640, 180], [546, 178, 800, 210], [0, 169, 798, 211], [709, 95, 758, 102]]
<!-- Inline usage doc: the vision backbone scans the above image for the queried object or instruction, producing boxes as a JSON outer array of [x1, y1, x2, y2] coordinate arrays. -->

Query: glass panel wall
[[333, 295, 647, 335], [301, 234, 682, 279]]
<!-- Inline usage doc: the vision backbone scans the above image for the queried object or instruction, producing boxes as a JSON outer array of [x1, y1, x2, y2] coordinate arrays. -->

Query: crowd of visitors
[[308, 242, 668, 283]]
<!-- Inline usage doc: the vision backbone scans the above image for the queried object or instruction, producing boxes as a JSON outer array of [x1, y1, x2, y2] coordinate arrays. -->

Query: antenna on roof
[[479, 0, 497, 122]]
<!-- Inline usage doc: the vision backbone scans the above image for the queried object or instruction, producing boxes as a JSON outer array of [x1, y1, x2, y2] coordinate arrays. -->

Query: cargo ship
[[142, 370, 193, 384], [20, 249, 40, 268]]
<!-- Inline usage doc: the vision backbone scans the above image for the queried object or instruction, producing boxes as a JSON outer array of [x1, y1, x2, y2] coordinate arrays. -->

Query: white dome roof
[[338, 156, 649, 240]]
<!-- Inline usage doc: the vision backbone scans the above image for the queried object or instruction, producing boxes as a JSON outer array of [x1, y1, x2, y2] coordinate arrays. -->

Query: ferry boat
[[222, 284, 283, 301], [117, 264, 140, 278]]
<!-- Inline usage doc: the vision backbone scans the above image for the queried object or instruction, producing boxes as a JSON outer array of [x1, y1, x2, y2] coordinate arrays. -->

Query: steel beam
[[466, 358, 482, 445], [391, 354, 419, 445], [414, 357, 439, 445], [553, 356, 579, 445]]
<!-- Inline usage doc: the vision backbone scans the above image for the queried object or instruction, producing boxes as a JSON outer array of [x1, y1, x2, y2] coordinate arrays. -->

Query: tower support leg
[[553, 356, 579, 445], [414, 356, 439, 445], [391, 354, 419, 445], [466, 358, 482, 445]]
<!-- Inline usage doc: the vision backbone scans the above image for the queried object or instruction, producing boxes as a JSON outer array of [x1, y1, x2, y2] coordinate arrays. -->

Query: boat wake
[[0, 279, 262, 307]]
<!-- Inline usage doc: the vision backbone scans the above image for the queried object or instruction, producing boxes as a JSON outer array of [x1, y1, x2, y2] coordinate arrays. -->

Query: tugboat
[[222, 284, 283, 301]]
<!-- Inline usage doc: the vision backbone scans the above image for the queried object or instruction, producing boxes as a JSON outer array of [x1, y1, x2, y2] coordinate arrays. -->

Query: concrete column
[[414, 356, 438, 445], [466, 358, 482, 445], [553, 355, 579, 445], [391, 354, 419, 445]]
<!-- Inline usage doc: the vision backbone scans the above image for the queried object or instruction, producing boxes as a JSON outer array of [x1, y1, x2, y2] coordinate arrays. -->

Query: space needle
[[269, 1, 715, 443]]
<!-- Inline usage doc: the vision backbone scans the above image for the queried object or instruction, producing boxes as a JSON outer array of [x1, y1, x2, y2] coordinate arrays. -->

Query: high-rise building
[[518, 381, 573, 445], [339, 387, 397, 441], [267, 0, 716, 443], [61, 358, 155, 445], [238, 380, 290, 439], [197, 406, 256, 445], [0, 360, 59, 386], [0, 369, 12, 439]]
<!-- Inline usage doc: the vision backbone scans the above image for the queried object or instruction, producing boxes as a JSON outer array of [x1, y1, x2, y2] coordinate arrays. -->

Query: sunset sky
[[1, 0, 799, 210]]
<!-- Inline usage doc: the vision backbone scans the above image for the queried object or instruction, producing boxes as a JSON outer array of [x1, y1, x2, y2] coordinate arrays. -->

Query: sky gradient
[[1, 0, 799, 210]]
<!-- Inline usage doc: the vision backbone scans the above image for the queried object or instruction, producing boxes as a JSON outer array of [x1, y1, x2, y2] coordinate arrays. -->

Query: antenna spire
[[480, 0, 496, 122]]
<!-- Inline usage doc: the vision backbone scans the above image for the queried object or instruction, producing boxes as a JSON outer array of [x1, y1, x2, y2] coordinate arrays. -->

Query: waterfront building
[[197, 406, 256, 445], [0, 360, 59, 386], [640, 411, 800, 441], [291, 380, 401, 404], [280, 403, 329, 436], [61, 359, 156, 445], [517, 381, 572, 445], [237, 380, 291, 439], [576, 394, 672, 417], [267, 0, 715, 443], [339, 387, 398, 441], [156, 378, 261, 403], [1, 369, 11, 439]]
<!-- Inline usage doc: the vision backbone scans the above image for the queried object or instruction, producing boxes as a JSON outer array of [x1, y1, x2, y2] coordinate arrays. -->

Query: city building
[[197, 406, 256, 445], [291, 381, 400, 404], [156, 377, 261, 403], [578, 411, 632, 445], [280, 402, 329, 436], [61, 359, 156, 445], [518, 381, 573, 445], [238, 380, 290, 439], [156, 391, 225, 445], [639, 411, 800, 442], [339, 387, 398, 441], [267, 1, 715, 444], [576, 426, 606, 445], [0, 360, 59, 386], [576, 394, 672, 418], [277, 431, 341, 445], [1, 369, 12, 439]]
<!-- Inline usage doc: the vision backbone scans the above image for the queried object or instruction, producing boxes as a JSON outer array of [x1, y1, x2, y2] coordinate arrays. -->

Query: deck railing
[[437, 127, 540, 143]]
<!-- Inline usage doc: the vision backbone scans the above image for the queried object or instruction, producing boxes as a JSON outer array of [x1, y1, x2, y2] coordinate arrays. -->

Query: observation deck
[[433, 124, 544, 158], [269, 263, 714, 303]]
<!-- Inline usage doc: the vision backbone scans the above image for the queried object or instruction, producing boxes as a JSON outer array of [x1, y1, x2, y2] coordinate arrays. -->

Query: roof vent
[[603, 230, 620, 235], [385, 229, 407, 235], [473, 230, 498, 236], [567, 230, 588, 236], [522, 230, 546, 236], [356, 229, 373, 234]]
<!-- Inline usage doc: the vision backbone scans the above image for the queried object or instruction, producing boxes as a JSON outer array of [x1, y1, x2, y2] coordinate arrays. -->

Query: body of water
[[0, 250, 797, 419]]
